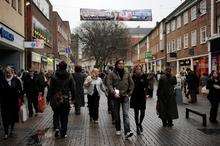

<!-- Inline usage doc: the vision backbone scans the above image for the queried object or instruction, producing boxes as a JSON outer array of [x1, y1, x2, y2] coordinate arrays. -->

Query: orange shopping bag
[[38, 93, 46, 113]]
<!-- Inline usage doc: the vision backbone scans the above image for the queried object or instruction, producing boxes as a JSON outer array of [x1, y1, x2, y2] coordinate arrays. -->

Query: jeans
[[53, 103, 70, 136], [87, 94, 100, 121], [26, 93, 39, 116], [114, 97, 131, 135], [210, 101, 219, 121]]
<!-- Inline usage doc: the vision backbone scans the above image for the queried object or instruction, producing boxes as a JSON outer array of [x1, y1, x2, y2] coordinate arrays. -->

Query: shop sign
[[24, 39, 44, 49], [32, 52, 41, 63], [0, 27, 14, 41], [170, 52, 177, 58], [145, 51, 153, 60]]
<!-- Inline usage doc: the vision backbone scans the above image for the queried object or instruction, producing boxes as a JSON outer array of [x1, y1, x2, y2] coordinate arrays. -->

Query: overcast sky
[[50, 0, 183, 31]]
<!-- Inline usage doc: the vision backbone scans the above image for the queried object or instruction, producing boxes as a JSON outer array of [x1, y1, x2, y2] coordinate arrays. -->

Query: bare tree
[[76, 21, 130, 69]]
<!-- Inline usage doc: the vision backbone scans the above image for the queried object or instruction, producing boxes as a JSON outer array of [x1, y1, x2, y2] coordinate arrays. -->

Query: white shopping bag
[[20, 104, 28, 122]]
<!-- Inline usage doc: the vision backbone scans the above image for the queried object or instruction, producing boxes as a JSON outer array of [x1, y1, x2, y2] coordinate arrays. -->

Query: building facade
[[209, 0, 220, 73], [51, 11, 71, 70], [165, 0, 210, 76], [0, 0, 25, 70], [25, 0, 53, 71]]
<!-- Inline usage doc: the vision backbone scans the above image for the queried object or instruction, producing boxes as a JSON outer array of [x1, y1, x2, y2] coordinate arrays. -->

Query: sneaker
[[125, 131, 133, 139], [116, 131, 121, 136], [55, 129, 59, 138], [61, 134, 67, 138], [3, 134, 8, 140], [94, 120, 99, 124]]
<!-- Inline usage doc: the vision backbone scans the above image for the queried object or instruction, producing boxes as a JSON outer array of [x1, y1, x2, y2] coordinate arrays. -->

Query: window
[[172, 39, 176, 52], [177, 16, 182, 29], [217, 17, 220, 34], [200, 0, 207, 15], [12, 0, 17, 10], [177, 37, 182, 51], [191, 30, 197, 46], [184, 33, 189, 48], [171, 20, 176, 32], [191, 6, 197, 21], [200, 26, 207, 44], [167, 42, 170, 53], [166, 23, 170, 34], [183, 11, 188, 25], [18, 0, 22, 14]]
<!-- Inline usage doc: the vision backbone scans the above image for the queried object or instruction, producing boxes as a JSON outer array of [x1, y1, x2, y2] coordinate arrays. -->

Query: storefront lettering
[[0, 27, 14, 41]]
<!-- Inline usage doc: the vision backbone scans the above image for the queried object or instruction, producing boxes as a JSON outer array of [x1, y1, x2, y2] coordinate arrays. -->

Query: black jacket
[[207, 78, 220, 102], [47, 70, 75, 109], [130, 73, 148, 109]]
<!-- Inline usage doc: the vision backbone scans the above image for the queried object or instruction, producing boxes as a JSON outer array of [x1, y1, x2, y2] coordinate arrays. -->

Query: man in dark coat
[[72, 65, 85, 115], [23, 70, 40, 117], [157, 67, 178, 127], [47, 61, 75, 138], [186, 68, 199, 103]]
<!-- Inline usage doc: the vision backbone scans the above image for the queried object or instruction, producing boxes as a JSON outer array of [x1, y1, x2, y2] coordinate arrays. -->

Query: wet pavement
[[0, 91, 219, 146]]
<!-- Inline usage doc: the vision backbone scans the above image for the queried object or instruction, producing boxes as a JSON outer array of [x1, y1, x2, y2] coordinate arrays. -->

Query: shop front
[[193, 56, 208, 77], [31, 52, 41, 71], [0, 23, 25, 70], [210, 37, 220, 73]]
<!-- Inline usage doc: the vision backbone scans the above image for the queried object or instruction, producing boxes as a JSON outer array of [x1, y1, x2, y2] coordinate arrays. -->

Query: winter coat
[[206, 78, 220, 102], [72, 72, 85, 107], [130, 73, 148, 109], [186, 72, 199, 94], [106, 69, 134, 98], [47, 70, 75, 109], [23, 73, 40, 96], [0, 76, 23, 123], [157, 74, 178, 120]]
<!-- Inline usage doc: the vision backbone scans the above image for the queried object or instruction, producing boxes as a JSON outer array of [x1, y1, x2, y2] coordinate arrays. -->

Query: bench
[[186, 108, 207, 127]]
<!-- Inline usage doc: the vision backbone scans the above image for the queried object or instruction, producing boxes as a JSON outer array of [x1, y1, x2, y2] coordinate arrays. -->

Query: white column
[[177, 60, 180, 74], [190, 58, 194, 70], [211, 0, 215, 36], [137, 43, 140, 60]]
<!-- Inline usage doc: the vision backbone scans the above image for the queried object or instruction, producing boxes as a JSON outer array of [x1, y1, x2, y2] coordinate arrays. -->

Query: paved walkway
[[0, 93, 219, 146]]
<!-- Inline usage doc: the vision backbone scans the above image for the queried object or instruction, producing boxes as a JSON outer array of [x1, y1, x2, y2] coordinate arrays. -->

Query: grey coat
[[157, 74, 178, 120]]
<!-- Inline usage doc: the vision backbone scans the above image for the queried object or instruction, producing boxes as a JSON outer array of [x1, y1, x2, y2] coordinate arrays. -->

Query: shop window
[[12, 0, 17, 10], [191, 6, 197, 21], [191, 30, 197, 47], [184, 33, 189, 48], [177, 16, 182, 29], [183, 11, 188, 25], [200, 26, 207, 44], [199, 0, 207, 16]]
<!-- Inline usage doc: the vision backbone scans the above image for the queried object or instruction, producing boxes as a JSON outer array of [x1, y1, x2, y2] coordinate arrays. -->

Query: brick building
[[51, 11, 71, 70], [209, 0, 220, 73], [165, 0, 210, 76], [25, 0, 53, 71]]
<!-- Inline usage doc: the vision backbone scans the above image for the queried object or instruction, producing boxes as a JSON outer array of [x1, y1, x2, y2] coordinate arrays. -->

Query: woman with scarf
[[0, 66, 23, 139]]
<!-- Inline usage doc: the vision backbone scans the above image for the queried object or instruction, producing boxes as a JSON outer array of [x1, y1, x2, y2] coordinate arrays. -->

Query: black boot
[[167, 119, 174, 127], [162, 119, 168, 127]]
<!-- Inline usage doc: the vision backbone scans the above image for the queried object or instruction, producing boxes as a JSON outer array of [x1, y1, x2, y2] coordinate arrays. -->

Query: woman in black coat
[[206, 70, 220, 123], [0, 67, 22, 139], [130, 65, 148, 135]]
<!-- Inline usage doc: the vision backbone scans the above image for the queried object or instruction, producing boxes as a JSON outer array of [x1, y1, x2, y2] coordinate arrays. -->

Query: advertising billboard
[[80, 9, 152, 21]]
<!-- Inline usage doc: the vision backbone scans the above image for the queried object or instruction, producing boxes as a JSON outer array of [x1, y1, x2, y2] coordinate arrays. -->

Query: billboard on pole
[[80, 8, 152, 21]]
